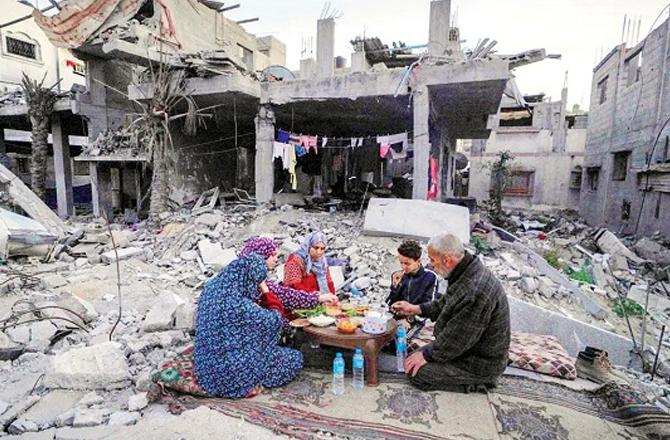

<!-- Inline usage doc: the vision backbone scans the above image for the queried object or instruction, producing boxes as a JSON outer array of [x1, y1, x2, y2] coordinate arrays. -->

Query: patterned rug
[[152, 370, 670, 439], [495, 376, 670, 429]]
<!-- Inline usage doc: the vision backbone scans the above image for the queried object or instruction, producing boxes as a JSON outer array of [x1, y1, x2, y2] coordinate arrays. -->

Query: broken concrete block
[[179, 250, 198, 261], [100, 247, 144, 264], [330, 266, 345, 290], [77, 392, 103, 408], [22, 390, 83, 431], [610, 254, 629, 272], [594, 229, 643, 263], [42, 274, 69, 289], [0, 400, 9, 416], [280, 241, 300, 255], [634, 238, 664, 260], [363, 198, 470, 243], [45, 342, 130, 390], [352, 277, 372, 291], [195, 213, 222, 228], [0, 330, 25, 361], [107, 411, 139, 426], [197, 240, 236, 269], [127, 394, 148, 412], [174, 301, 195, 331], [55, 409, 74, 428], [8, 417, 39, 434], [591, 263, 610, 289], [0, 396, 40, 430], [518, 277, 538, 294], [142, 293, 185, 332], [343, 246, 359, 257], [628, 285, 670, 312], [72, 408, 106, 428]]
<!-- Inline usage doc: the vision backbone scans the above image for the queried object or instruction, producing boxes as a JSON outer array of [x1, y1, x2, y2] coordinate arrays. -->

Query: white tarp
[[363, 198, 470, 243]]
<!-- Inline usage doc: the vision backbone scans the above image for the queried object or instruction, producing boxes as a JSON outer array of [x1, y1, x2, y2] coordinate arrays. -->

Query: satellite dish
[[260, 65, 296, 82]]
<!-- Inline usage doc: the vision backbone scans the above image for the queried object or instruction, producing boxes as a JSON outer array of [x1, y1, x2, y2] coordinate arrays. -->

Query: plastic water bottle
[[352, 348, 365, 390], [396, 324, 408, 373], [332, 352, 345, 395]]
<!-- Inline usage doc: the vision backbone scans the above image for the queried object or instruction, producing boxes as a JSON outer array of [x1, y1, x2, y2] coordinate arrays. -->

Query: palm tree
[[21, 73, 59, 201]]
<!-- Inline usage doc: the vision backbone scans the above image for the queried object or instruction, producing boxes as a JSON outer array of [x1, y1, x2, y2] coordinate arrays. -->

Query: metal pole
[[652, 325, 666, 380], [641, 286, 651, 353]]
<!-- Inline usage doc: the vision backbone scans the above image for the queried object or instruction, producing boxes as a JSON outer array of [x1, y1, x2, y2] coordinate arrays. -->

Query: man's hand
[[391, 301, 421, 317], [404, 351, 428, 377], [318, 293, 339, 305], [392, 271, 403, 287]]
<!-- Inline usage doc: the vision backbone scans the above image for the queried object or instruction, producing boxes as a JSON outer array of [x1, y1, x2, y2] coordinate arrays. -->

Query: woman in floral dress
[[193, 253, 302, 398]]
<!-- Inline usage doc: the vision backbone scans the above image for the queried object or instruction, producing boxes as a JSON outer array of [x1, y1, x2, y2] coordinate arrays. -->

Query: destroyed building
[[580, 16, 670, 238], [0, 2, 89, 218], [468, 80, 588, 209], [25, 0, 557, 219]]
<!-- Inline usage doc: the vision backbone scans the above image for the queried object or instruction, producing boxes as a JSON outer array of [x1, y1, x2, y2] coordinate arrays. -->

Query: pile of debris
[[0, 90, 25, 107], [2, 198, 670, 435], [82, 129, 143, 158]]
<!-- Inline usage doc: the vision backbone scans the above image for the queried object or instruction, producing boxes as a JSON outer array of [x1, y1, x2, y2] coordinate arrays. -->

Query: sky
[[226, 0, 667, 111]]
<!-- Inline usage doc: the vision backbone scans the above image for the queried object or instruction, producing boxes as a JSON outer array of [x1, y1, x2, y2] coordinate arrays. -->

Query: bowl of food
[[308, 315, 336, 327], [362, 311, 392, 334], [336, 318, 358, 334]]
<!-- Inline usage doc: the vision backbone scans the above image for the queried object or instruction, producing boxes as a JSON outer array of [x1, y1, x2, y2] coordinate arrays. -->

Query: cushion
[[508, 332, 577, 380], [152, 346, 210, 397]]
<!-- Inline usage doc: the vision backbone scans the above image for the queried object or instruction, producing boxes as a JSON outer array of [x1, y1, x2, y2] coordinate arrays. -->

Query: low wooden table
[[302, 320, 397, 386]]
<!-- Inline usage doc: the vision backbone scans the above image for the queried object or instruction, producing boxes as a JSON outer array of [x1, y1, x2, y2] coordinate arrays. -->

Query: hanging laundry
[[273, 141, 292, 170], [277, 129, 290, 144], [354, 137, 381, 172], [298, 149, 322, 176], [322, 137, 329, 147], [295, 144, 307, 158], [427, 156, 438, 200], [389, 133, 409, 159], [288, 144, 298, 190], [300, 135, 318, 153], [379, 144, 391, 158]]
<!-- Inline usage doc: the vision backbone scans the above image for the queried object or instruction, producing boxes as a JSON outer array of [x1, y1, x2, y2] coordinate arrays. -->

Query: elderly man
[[392, 233, 510, 392]]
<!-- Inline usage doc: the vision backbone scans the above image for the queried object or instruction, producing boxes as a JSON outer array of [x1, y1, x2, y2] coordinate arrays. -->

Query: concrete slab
[[363, 198, 470, 243], [23, 391, 84, 429], [508, 296, 633, 367], [45, 342, 130, 390]]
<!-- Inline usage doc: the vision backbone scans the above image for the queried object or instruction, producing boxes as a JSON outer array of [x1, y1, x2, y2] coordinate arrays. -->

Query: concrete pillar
[[351, 51, 370, 73], [51, 114, 74, 218], [299, 58, 317, 79], [90, 162, 113, 219], [0, 128, 6, 154], [412, 86, 431, 200], [428, 0, 451, 57], [316, 18, 335, 78], [254, 105, 275, 203]]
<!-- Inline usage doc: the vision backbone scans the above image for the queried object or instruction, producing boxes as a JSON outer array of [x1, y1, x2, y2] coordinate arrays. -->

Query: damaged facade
[[580, 17, 670, 238], [468, 82, 588, 209], [24, 0, 557, 218]]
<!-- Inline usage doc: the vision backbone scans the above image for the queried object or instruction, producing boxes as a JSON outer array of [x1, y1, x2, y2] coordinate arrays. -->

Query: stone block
[[179, 250, 198, 261], [142, 293, 184, 332], [518, 277, 538, 294], [195, 213, 222, 228], [363, 198, 470, 243], [72, 408, 106, 428], [7, 418, 38, 434], [127, 394, 148, 412], [44, 342, 130, 390], [0, 396, 40, 430], [107, 411, 138, 426], [197, 240, 236, 270], [100, 247, 144, 264], [42, 274, 68, 289], [23, 390, 83, 430]]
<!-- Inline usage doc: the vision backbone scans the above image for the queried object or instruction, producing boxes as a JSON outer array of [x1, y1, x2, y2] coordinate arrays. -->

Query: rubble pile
[[0, 205, 403, 436], [0, 90, 25, 107], [1, 203, 670, 436], [82, 129, 143, 158]]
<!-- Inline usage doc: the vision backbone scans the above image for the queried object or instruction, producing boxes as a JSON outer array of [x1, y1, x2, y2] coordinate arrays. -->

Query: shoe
[[576, 349, 625, 384]]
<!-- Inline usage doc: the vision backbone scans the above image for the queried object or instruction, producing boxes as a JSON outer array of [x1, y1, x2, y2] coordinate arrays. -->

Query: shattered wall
[[468, 99, 586, 209], [580, 20, 670, 237]]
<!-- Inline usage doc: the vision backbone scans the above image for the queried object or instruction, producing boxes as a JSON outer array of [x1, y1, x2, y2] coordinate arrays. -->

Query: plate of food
[[289, 318, 311, 328], [308, 315, 336, 327], [336, 318, 358, 334], [325, 306, 342, 317]]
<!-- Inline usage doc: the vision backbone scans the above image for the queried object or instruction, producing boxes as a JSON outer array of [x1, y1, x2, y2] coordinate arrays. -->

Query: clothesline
[[276, 128, 414, 149]]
